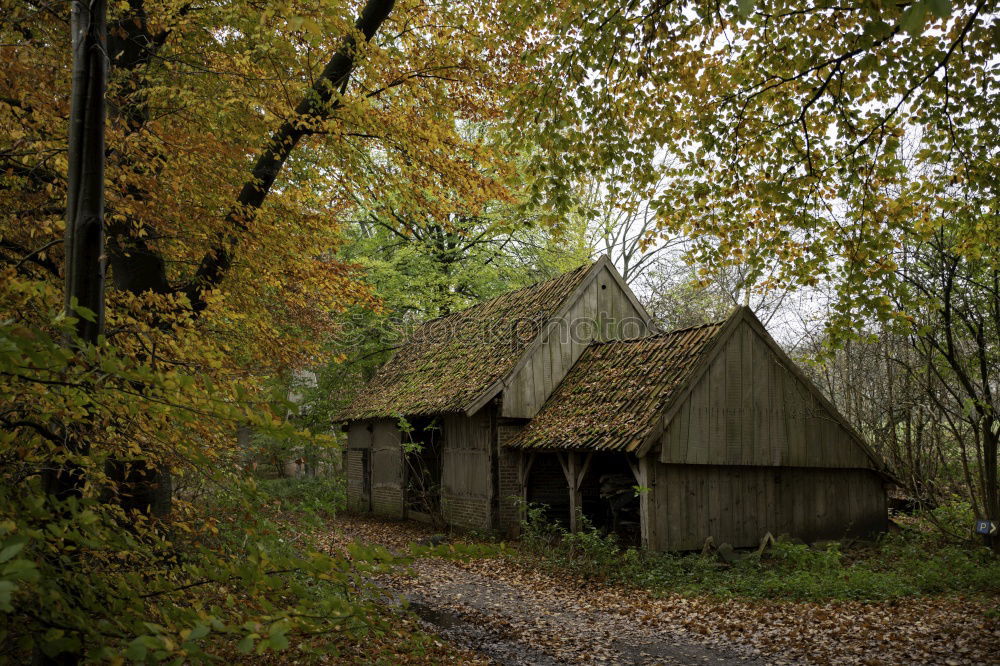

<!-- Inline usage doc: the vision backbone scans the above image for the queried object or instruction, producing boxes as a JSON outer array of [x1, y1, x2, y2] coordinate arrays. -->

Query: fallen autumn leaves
[[318, 516, 999, 665]]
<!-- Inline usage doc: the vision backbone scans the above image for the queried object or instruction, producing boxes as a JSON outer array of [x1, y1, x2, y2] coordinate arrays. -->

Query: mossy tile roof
[[336, 262, 593, 421], [507, 320, 725, 452]]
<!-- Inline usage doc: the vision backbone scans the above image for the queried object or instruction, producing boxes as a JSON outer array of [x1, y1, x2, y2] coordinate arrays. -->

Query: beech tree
[[515, 0, 996, 308], [0, 0, 533, 658]]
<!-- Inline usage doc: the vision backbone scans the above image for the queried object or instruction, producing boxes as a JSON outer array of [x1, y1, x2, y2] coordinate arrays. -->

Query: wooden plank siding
[[371, 419, 404, 518], [345, 421, 373, 513], [647, 464, 888, 551], [440, 406, 494, 529], [502, 265, 651, 419], [659, 319, 873, 469], [346, 421, 372, 451]]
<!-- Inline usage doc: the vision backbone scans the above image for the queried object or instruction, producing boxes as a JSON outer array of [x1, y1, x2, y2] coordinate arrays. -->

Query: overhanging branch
[[184, 0, 397, 312]]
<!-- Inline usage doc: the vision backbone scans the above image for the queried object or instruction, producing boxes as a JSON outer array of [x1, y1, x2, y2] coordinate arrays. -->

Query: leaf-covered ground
[[318, 515, 1000, 665]]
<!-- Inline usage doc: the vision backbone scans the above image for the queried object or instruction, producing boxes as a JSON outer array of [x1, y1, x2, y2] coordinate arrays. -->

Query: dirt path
[[324, 516, 999, 665], [390, 558, 761, 665], [332, 517, 760, 664]]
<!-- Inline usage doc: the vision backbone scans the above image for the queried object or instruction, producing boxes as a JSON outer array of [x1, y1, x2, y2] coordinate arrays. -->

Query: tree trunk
[[39, 5, 107, 664], [44, 0, 107, 505], [100, 0, 395, 519], [184, 0, 397, 312], [984, 420, 999, 552]]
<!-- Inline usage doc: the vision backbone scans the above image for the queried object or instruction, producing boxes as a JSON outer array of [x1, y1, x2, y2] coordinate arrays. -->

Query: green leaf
[[0, 539, 25, 564], [0, 580, 16, 612], [2, 559, 39, 582], [736, 0, 755, 19], [900, 1, 928, 35], [269, 632, 289, 651], [927, 0, 951, 18], [187, 623, 210, 641], [268, 621, 290, 650], [73, 304, 97, 323], [126, 637, 148, 661], [237, 634, 255, 654], [300, 17, 322, 36]]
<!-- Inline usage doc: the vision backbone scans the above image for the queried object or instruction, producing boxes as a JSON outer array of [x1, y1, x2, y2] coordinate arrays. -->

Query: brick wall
[[373, 486, 405, 518], [440, 494, 490, 530], [497, 421, 526, 535], [372, 419, 404, 519], [526, 453, 571, 528]]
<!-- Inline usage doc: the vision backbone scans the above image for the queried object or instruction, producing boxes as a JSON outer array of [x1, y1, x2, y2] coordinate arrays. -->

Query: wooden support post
[[627, 457, 640, 481], [557, 452, 569, 483], [579, 452, 593, 488], [558, 451, 592, 533], [569, 453, 581, 532], [518, 452, 535, 524], [636, 456, 651, 549], [518, 452, 536, 489]]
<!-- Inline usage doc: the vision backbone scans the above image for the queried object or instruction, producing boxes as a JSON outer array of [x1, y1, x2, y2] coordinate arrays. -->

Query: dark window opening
[[580, 454, 641, 547], [403, 417, 442, 519], [525, 454, 570, 529]]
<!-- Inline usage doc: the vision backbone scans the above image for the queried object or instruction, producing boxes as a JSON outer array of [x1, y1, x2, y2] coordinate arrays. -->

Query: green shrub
[[512, 506, 1000, 601], [518, 500, 566, 550], [561, 517, 622, 574], [259, 475, 346, 518]]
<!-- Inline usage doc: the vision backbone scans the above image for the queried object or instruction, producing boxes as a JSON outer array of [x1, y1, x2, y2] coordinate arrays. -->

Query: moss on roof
[[336, 262, 594, 421], [507, 320, 726, 452]]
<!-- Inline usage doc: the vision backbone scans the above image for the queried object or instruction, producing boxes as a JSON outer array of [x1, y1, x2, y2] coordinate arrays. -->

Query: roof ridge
[[660, 319, 728, 336]]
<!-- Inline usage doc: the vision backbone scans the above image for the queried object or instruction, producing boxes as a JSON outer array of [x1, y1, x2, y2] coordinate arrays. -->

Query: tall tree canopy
[[4, 0, 529, 369], [517, 0, 997, 326]]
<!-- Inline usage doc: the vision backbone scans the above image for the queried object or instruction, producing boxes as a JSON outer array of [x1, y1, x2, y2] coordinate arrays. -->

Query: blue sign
[[975, 520, 997, 536]]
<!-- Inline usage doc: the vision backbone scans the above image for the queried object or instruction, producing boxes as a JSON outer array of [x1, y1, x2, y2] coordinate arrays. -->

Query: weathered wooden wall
[[502, 265, 651, 419], [345, 422, 371, 513], [371, 419, 404, 518], [441, 407, 494, 529], [645, 463, 888, 551], [346, 422, 371, 449], [345, 449, 368, 512], [660, 319, 874, 469]]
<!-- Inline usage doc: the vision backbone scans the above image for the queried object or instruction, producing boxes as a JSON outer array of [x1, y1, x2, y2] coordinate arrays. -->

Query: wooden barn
[[337, 258, 891, 550]]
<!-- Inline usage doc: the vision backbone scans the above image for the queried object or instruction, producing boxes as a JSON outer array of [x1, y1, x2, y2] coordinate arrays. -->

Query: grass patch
[[516, 503, 1000, 602]]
